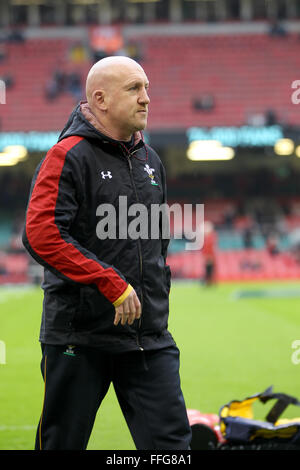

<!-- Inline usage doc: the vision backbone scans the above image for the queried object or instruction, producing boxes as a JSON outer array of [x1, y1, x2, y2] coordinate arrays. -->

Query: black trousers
[[35, 343, 192, 450]]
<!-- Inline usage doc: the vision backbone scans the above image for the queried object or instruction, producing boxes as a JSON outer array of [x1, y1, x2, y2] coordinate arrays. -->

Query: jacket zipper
[[124, 149, 144, 351]]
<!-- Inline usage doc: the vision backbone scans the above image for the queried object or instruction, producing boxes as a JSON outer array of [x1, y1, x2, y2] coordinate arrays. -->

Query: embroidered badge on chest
[[144, 164, 158, 186]]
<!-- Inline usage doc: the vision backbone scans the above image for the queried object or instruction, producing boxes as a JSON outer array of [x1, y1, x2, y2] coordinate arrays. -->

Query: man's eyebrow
[[125, 79, 150, 88]]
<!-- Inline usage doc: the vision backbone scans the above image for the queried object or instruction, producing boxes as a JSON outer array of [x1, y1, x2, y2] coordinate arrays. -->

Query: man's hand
[[114, 289, 141, 326]]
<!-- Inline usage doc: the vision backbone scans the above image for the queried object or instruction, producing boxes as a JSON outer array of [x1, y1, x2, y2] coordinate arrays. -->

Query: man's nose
[[139, 88, 150, 105]]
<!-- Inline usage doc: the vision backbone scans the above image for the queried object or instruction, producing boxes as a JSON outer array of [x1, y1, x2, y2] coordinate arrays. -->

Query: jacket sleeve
[[22, 136, 132, 307]]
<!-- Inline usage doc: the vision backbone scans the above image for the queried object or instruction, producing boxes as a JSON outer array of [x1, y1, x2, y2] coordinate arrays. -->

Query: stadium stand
[[168, 248, 300, 282], [141, 33, 300, 129], [0, 38, 90, 131], [0, 20, 299, 284], [0, 31, 299, 131]]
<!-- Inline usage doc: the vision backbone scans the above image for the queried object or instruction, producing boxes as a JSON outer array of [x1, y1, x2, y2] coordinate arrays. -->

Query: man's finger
[[119, 297, 130, 325], [121, 311, 129, 325], [114, 305, 123, 325], [134, 294, 142, 318], [127, 296, 137, 325]]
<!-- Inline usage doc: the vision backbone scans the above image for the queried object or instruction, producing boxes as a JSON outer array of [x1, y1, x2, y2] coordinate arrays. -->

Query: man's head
[[85, 56, 150, 141]]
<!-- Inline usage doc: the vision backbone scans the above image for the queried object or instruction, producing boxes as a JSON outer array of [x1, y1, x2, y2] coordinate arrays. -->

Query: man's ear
[[93, 89, 107, 111]]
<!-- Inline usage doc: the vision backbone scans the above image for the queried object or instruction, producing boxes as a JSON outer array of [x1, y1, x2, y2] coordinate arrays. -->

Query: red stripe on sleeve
[[25, 135, 128, 303]]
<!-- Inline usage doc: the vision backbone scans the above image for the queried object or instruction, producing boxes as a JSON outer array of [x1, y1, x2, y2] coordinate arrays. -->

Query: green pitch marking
[[233, 288, 300, 299]]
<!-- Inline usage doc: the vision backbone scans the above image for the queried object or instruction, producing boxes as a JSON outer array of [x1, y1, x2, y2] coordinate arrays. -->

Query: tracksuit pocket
[[72, 285, 115, 331]]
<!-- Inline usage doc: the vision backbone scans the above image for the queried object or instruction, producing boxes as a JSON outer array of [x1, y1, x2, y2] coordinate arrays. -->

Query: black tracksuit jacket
[[22, 103, 175, 353]]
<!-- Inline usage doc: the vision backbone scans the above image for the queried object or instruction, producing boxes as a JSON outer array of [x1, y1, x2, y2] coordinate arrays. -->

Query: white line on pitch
[[0, 425, 36, 431]]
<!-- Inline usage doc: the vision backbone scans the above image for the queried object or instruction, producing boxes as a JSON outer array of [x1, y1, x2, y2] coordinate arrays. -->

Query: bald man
[[85, 56, 150, 143], [23, 56, 192, 450]]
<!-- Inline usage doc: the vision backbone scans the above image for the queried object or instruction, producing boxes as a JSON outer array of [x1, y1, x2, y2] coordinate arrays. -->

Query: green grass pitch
[[1, 280, 300, 450]]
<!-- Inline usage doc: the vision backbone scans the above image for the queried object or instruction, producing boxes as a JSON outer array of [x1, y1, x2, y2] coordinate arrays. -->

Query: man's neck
[[101, 124, 132, 142], [81, 102, 133, 142]]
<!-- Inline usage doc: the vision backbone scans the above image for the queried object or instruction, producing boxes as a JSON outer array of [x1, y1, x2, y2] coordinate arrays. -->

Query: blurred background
[[0, 0, 300, 286]]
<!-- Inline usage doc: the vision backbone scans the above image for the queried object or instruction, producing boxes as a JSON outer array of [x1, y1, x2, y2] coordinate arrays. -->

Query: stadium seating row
[[1, 248, 299, 285], [0, 33, 299, 131], [0, 38, 89, 131], [135, 33, 300, 128], [168, 249, 300, 281]]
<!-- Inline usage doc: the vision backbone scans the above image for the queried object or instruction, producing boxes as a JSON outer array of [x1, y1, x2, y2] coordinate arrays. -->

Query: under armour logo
[[101, 171, 112, 179]]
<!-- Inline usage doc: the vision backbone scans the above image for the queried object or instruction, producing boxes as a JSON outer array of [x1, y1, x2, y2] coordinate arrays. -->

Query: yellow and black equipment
[[219, 386, 300, 450]]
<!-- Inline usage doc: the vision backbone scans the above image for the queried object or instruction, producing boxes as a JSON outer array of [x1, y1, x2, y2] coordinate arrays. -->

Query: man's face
[[105, 64, 150, 140]]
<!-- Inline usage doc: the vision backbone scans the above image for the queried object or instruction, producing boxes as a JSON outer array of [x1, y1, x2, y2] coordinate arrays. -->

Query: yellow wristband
[[113, 284, 133, 307]]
